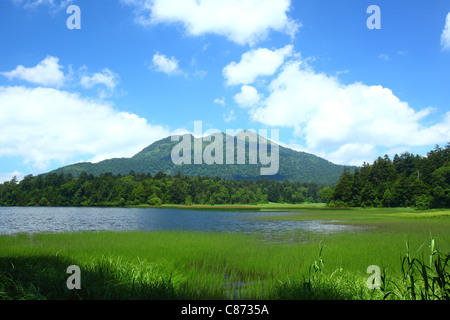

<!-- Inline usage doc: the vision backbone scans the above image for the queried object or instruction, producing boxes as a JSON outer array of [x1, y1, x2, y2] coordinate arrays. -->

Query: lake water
[[0, 207, 362, 237]]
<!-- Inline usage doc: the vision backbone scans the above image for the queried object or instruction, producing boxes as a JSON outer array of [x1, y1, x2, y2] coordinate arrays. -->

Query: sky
[[0, 0, 450, 182]]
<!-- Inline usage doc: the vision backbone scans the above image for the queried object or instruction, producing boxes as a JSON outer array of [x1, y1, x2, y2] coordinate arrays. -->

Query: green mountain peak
[[50, 133, 352, 185]]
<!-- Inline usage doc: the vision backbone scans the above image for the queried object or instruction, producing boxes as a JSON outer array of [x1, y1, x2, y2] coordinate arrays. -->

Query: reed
[[1, 208, 449, 300]]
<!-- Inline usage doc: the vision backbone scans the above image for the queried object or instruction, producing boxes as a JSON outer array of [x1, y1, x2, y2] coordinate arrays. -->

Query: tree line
[[0, 171, 328, 207], [330, 144, 450, 209], [2, 143, 447, 209]]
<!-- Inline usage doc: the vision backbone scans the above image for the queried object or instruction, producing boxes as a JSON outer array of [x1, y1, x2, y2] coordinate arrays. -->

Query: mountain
[[49, 133, 353, 185]]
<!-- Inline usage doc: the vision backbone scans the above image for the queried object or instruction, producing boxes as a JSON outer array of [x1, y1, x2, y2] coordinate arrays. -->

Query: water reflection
[[0, 207, 365, 237]]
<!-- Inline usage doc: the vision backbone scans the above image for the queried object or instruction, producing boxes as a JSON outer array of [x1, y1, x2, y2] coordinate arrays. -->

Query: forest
[[0, 170, 326, 207], [50, 134, 349, 186], [330, 144, 450, 209], [1, 143, 448, 209]]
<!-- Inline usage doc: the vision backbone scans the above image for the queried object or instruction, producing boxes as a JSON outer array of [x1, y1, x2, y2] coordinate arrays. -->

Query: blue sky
[[1, 0, 450, 182]]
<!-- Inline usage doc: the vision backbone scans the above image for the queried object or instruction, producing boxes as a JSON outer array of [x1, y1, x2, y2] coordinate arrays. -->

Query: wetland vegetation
[[1, 207, 449, 300]]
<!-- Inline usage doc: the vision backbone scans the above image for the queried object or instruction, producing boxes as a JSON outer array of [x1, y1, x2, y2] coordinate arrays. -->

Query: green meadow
[[1, 207, 449, 300]]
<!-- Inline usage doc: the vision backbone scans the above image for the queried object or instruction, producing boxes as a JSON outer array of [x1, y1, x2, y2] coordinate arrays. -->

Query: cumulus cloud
[[235, 56, 450, 165], [123, 0, 300, 46], [441, 12, 450, 50], [0, 86, 170, 171], [80, 68, 119, 90], [151, 53, 183, 75], [0, 171, 25, 184], [326, 143, 377, 167], [233, 85, 262, 108], [80, 68, 120, 97], [1, 56, 66, 87], [223, 45, 293, 86]]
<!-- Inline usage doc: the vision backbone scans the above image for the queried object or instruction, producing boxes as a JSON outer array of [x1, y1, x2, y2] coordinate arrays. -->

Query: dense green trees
[[0, 172, 325, 207], [4, 144, 447, 209], [50, 134, 351, 186], [330, 144, 450, 209]]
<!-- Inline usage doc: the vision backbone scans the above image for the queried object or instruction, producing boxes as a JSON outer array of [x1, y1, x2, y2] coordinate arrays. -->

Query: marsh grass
[[2, 231, 447, 300], [0, 254, 186, 300], [1, 207, 449, 300], [378, 239, 450, 300], [0, 231, 325, 299], [272, 238, 450, 301], [256, 207, 450, 222]]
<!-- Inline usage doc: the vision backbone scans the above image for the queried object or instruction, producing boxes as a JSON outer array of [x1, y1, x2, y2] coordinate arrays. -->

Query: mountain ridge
[[49, 133, 354, 185]]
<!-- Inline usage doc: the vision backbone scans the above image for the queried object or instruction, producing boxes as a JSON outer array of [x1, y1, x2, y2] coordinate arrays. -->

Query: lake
[[0, 207, 362, 236]]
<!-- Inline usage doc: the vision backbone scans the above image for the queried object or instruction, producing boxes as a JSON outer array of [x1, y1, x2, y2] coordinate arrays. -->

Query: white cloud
[[213, 96, 226, 106], [80, 68, 119, 90], [80, 68, 120, 98], [441, 12, 450, 50], [0, 171, 25, 184], [12, 0, 72, 12], [123, 0, 300, 46], [244, 57, 450, 165], [0, 86, 170, 171], [326, 143, 377, 166], [233, 85, 261, 108], [223, 109, 236, 123], [1, 57, 124, 98], [378, 54, 389, 61], [151, 53, 182, 75], [223, 45, 293, 86], [192, 69, 208, 80], [1, 56, 66, 87]]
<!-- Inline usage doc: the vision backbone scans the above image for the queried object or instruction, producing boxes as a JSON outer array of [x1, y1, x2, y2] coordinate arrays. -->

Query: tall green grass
[[1, 230, 449, 300], [0, 231, 317, 299], [377, 238, 450, 300], [1, 208, 449, 300]]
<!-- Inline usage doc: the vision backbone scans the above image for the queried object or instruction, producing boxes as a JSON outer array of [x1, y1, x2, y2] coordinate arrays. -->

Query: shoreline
[[128, 203, 343, 211]]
